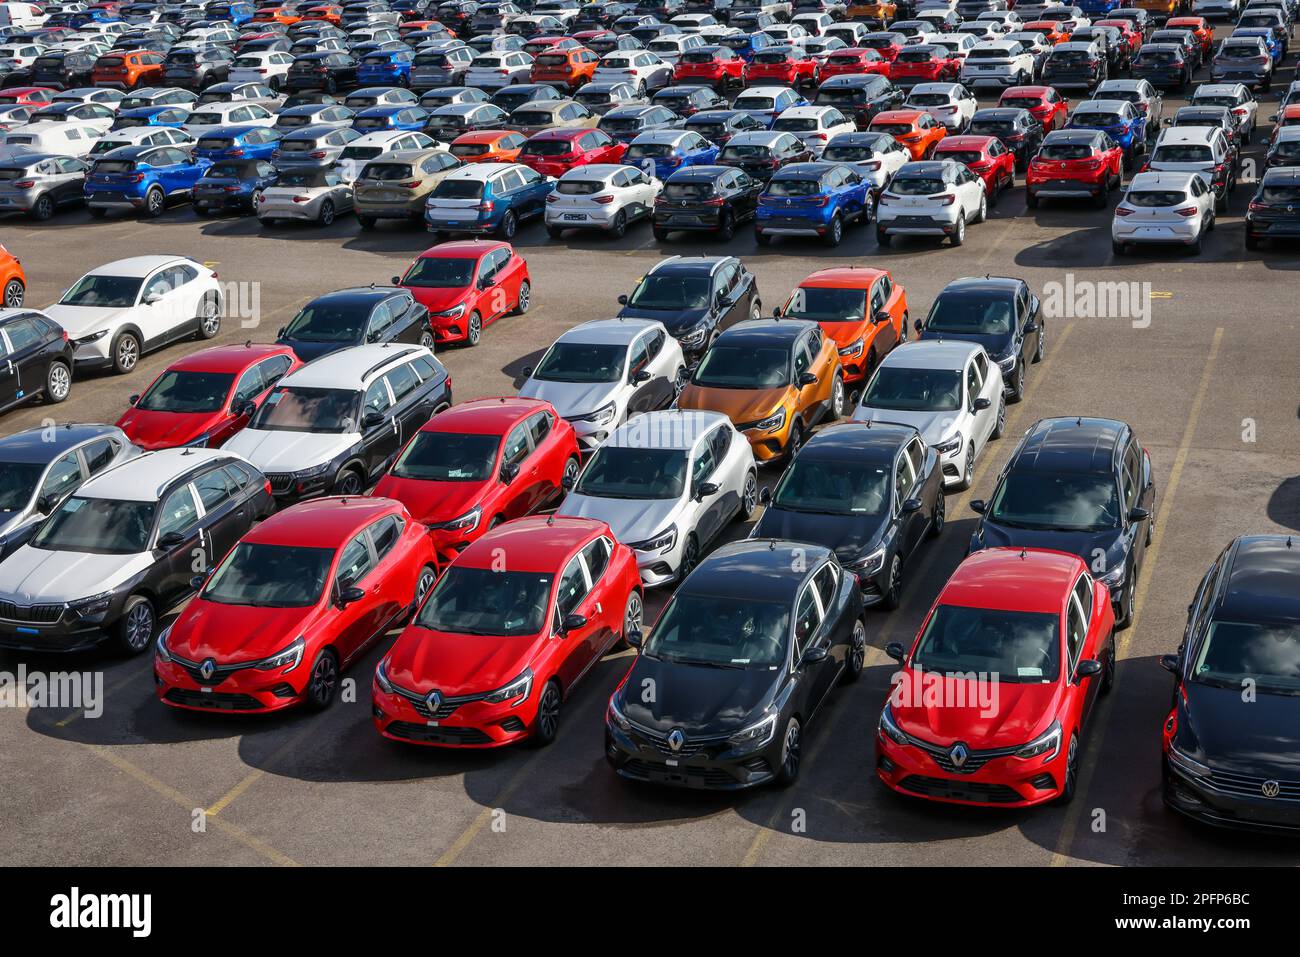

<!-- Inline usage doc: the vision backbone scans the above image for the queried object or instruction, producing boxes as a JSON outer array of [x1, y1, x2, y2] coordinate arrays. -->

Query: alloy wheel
[[310, 652, 338, 706], [624, 591, 643, 641], [47, 363, 71, 402], [124, 602, 154, 652], [415, 566, 437, 604], [537, 682, 561, 741], [2, 280, 22, 308], [742, 471, 757, 516], [780, 719, 802, 782], [116, 335, 139, 373]]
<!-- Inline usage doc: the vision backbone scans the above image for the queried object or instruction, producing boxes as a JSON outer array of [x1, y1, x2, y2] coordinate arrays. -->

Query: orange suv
[[776, 267, 908, 393], [92, 50, 166, 89], [1, 244, 24, 308], [869, 109, 946, 159], [530, 47, 600, 91], [676, 318, 844, 462], [449, 130, 527, 163]]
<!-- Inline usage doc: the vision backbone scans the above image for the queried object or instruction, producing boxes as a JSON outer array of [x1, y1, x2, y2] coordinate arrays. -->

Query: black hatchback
[[276, 287, 433, 362], [1245, 166, 1300, 249], [605, 539, 865, 790], [0, 309, 75, 413], [968, 108, 1044, 171], [652, 165, 763, 241]]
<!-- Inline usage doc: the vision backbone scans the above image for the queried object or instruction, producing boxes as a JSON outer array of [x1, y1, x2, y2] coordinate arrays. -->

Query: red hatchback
[[517, 127, 626, 177], [998, 85, 1069, 132], [1095, 19, 1144, 57], [817, 47, 890, 80], [373, 516, 643, 747], [0, 87, 55, 106], [155, 497, 438, 714], [116, 344, 300, 451], [373, 396, 580, 562], [934, 134, 1016, 201], [859, 32, 908, 62], [744, 46, 818, 87], [1026, 129, 1123, 208], [673, 45, 746, 90], [394, 239, 530, 346], [889, 44, 961, 86], [876, 548, 1115, 807]]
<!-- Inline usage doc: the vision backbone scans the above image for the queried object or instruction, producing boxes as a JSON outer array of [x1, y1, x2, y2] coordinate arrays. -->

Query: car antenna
[[1076, 416, 1083, 426], [1289, 537, 1294, 549], [244, 339, 252, 348], [768, 539, 776, 550], [1019, 547, 1027, 560], [547, 514, 555, 526]]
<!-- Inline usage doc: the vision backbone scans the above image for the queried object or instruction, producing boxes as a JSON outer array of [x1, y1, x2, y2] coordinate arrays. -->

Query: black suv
[[276, 287, 434, 363], [0, 309, 76, 413], [652, 165, 764, 242]]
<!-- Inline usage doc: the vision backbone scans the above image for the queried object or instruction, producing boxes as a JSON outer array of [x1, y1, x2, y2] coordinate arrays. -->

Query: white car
[[518, 318, 687, 453], [645, 33, 706, 65], [545, 162, 661, 237], [87, 125, 193, 158], [0, 43, 45, 68], [851, 339, 1004, 490], [557, 409, 757, 586], [51, 87, 124, 107], [336, 130, 439, 181], [183, 101, 275, 136], [592, 50, 674, 95], [1191, 0, 1241, 17], [906, 82, 977, 131], [932, 33, 979, 62], [792, 11, 835, 35], [761, 23, 810, 48], [823, 21, 870, 46], [1111, 170, 1215, 256], [1146, 126, 1235, 211], [960, 40, 1037, 88], [228, 50, 296, 88], [822, 130, 910, 196], [1192, 82, 1257, 144], [1, 119, 102, 158], [44, 256, 223, 375], [772, 105, 856, 156], [876, 158, 987, 246], [463, 51, 534, 89]]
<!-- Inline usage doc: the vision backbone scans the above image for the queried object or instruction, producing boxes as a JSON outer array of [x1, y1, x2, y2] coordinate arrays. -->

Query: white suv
[[1112, 170, 1215, 256], [1146, 126, 1236, 211], [960, 40, 1036, 88], [876, 159, 987, 247], [772, 105, 856, 156], [545, 162, 661, 237]]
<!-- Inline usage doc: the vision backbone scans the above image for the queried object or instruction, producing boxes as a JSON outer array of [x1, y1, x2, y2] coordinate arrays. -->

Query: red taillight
[[291, 194, 309, 202], [12, 180, 34, 189], [546, 193, 558, 202], [860, 160, 881, 171], [477, 200, 494, 212], [1248, 200, 1266, 212], [703, 197, 725, 206], [1176, 205, 1198, 217], [308, 150, 327, 158], [1114, 206, 1134, 216], [937, 193, 955, 205], [594, 194, 615, 204], [228, 148, 245, 157], [126, 172, 144, 182], [397, 179, 421, 188]]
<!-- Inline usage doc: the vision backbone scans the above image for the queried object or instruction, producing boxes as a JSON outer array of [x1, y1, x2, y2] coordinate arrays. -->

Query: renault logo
[[425, 690, 443, 713], [949, 742, 969, 769], [199, 659, 216, 681], [1262, 780, 1281, 798], [667, 728, 686, 752]]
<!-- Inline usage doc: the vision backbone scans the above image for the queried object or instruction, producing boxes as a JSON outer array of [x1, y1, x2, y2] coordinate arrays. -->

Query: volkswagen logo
[[1262, 779, 1281, 798], [425, 690, 443, 713], [199, 658, 216, 681], [667, 728, 686, 752], [949, 742, 970, 769]]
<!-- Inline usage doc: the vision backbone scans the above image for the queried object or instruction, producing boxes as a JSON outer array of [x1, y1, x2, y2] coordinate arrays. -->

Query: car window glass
[[157, 485, 199, 538], [555, 555, 588, 617], [526, 410, 552, 447], [193, 468, 237, 512], [813, 562, 838, 611], [336, 533, 374, 587], [385, 362, 421, 402], [82, 439, 117, 475], [4, 317, 43, 352], [580, 536, 611, 582], [41, 452, 83, 505], [363, 378, 392, 416], [233, 365, 264, 405], [1067, 594, 1087, 665], [502, 423, 530, 466], [793, 583, 821, 656], [368, 513, 403, 560]]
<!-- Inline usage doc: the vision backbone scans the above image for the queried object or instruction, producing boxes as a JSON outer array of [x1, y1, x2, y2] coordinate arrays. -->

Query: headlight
[[73, 329, 110, 345], [374, 658, 394, 694], [435, 506, 480, 533], [69, 591, 113, 618], [996, 353, 1016, 372], [1099, 562, 1126, 588], [847, 547, 886, 577], [431, 303, 466, 319], [483, 668, 533, 705], [573, 401, 617, 426], [728, 712, 777, 753], [679, 325, 708, 347], [1168, 741, 1212, 778], [751, 407, 786, 433], [254, 637, 305, 672], [630, 525, 676, 553], [155, 624, 174, 662], [934, 432, 963, 455], [878, 705, 910, 746], [184, 432, 211, 449], [1014, 720, 1062, 761], [606, 693, 631, 731], [294, 461, 334, 480], [838, 337, 864, 358]]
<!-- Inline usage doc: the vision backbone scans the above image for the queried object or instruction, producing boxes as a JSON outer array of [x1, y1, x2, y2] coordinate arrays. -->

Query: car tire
[[44, 360, 71, 404], [716, 210, 734, 241], [956, 444, 975, 491], [2, 278, 23, 308], [653, 227, 669, 241], [928, 489, 945, 538], [196, 293, 220, 339], [530, 679, 562, 747], [876, 225, 890, 245], [1053, 733, 1080, 805], [678, 532, 701, 581], [609, 208, 627, 238], [786, 419, 805, 462], [615, 589, 643, 651], [89, 207, 107, 219], [1010, 359, 1025, 404], [412, 563, 438, 615], [465, 311, 482, 345], [1034, 322, 1045, 362], [882, 553, 903, 610], [29, 193, 54, 222], [829, 373, 846, 420], [497, 209, 517, 238], [1093, 179, 1109, 209], [114, 594, 156, 656], [1112, 239, 1126, 257], [774, 716, 802, 788], [143, 186, 165, 219], [973, 194, 986, 223], [513, 280, 531, 315], [419, 329, 434, 349], [842, 618, 866, 685], [992, 395, 1007, 438], [740, 469, 758, 520], [546, 224, 564, 238], [1026, 190, 1038, 209], [334, 466, 365, 496], [950, 214, 965, 246], [358, 214, 376, 230], [1100, 634, 1116, 696], [822, 212, 843, 246], [111, 331, 141, 375], [303, 647, 339, 712]]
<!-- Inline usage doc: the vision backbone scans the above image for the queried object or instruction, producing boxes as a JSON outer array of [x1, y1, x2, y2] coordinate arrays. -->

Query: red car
[[394, 239, 530, 346], [817, 47, 890, 80], [1021, 21, 1070, 45], [745, 45, 819, 86], [673, 45, 746, 90], [516, 127, 625, 177], [876, 547, 1115, 807], [373, 396, 580, 562], [373, 515, 643, 747], [116, 344, 301, 450], [998, 85, 1069, 132], [155, 496, 438, 714], [0, 87, 55, 106], [888, 44, 961, 86], [934, 134, 1016, 202], [1095, 19, 1144, 57], [1026, 129, 1124, 208], [859, 31, 908, 62]]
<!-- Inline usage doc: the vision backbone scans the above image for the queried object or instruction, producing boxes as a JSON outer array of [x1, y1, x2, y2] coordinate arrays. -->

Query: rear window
[[512, 110, 554, 126], [94, 160, 135, 173], [0, 168, 30, 180], [521, 138, 574, 155], [339, 145, 383, 159], [766, 177, 822, 196], [359, 162, 413, 180], [664, 180, 715, 199], [1260, 184, 1300, 202], [197, 137, 233, 150], [1126, 190, 1187, 207], [556, 179, 605, 195], [1039, 143, 1093, 160], [1152, 144, 1212, 162], [432, 178, 484, 198], [889, 176, 944, 195], [450, 142, 489, 157], [535, 54, 568, 66]]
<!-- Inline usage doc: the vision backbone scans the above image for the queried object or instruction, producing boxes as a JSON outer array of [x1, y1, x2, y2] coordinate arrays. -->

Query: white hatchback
[[1111, 170, 1215, 256], [876, 158, 987, 246], [772, 105, 856, 156], [905, 82, 977, 132], [545, 162, 662, 237]]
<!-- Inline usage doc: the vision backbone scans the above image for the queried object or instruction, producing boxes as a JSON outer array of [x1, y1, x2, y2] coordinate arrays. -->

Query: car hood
[[169, 598, 319, 663], [977, 520, 1123, 571], [407, 286, 468, 313], [517, 377, 619, 419], [224, 428, 358, 472], [384, 624, 544, 696], [752, 505, 886, 564], [557, 492, 677, 545], [678, 383, 788, 424], [891, 669, 1064, 749], [620, 655, 776, 735], [851, 405, 956, 445], [116, 408, 226, 450], [617, 303, 709, 336], [371, 474, 487, 524], [919, 327, 1014, 360], [43, 303, 135, 339], [1179, 682, 1300, 778], [0, 544, 150, 604]]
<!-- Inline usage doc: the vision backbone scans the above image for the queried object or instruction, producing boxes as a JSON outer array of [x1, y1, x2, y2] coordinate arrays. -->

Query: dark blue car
[[754, 161, 871, 246], [85, 144, 210, 218], [424, 163, 555, 238], [192, 125, 283, 162], [193, 157, 279, 214], [350, 104, 430, 133], [623, 129, 720, 180], [110, 105, 192, 130]]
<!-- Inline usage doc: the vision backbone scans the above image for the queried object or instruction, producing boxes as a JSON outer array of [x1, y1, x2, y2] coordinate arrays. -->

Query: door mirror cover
[[1076, 658, 1103, 680], [885, 640, 906, 663], [973, 396, 992, 410], [799, 645, 829, 667], [157, 530, 187, 549], [361, 410, 386, 428], [337, 585, 365, 606], [900, 497, 923, 513], [798, 371, 818, 386], [562, 612, 587, 632]]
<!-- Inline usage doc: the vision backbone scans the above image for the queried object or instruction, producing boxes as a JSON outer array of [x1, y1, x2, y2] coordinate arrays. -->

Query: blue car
[[732, 86, 809, 129], [1076, 0, 1120, 15], [85, 144, 210, 218], [1066, 98, 1147, 159], [717, 30, 774, 62], [110, 105, 192, 130], [193, 125, 283, 162], [205, 0, 255, 25], [623, 129, 720, 180], [351, 104, 430, 133], [356, 47, 416, 87], [754, 161, 871, 246], [424, 163, 555, 237], [1233, 27, 1284, 64], [193, 157, 279, 214]]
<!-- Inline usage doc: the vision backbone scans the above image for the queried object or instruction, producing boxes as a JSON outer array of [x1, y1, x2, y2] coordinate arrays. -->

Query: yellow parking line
[[206, 722, 322, 817], [53, 668, 141, 729], [433, 751, 547, 867], [1049, 326, 1223, 868]]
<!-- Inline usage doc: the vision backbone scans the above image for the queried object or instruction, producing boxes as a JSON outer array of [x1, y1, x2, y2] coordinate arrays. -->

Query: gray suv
[[272, 124, 362, 169], [0, 152, 90, 220]]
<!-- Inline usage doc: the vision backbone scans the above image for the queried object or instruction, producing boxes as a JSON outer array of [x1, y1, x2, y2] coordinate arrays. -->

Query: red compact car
[[1095, 19, 1144, 57], [373, 396, 580, 562], [155, 497, 438, 714], [517, 127, 626, 177], [0, 87, 55, 106], [817, 47, 890, 80], [998, 85, 1069, 132], [394, 239, 530, 346], [744, 46, 819, 86], [1021, 21, 1070, 45], [116, 344, 301, 450], [373, 515, 643, 747], [859, 32, 908, 62], [673, 45, 746, 90], [876, 547, 1115, 807], [1026, 131, 1123, 208], [934, 134, 1016, 201], [889, 44, 961, 86]]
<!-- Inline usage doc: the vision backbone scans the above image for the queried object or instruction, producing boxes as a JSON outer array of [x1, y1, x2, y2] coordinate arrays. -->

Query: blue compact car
[[356, 48, 416, 87], [424, 163, 555, 237], [717, 31, 774, 62], [192, 125, 282, 162], [351, 105, 430, 133], [1066, 99, 1147, 159], [192, 158, 279, 214], [623, 130, 720, 180], [754, 161, 871, 246], [110, 105, 192, 130], [85, 144, 210, 218]]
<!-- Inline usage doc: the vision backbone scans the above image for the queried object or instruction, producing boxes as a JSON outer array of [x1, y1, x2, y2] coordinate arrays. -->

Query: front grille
[[907, 736, 1020, 774], [630, 722, 730, 758], [385, 721, 492, 744], [166, 688, 264, 710], [0, 600, 65, 624], [898, 775, 1023, 803], [266, 472, 294, 494], [1208, 769, 1300, 801], [622, 758, 737, 787], [389, 681, 480, 718]]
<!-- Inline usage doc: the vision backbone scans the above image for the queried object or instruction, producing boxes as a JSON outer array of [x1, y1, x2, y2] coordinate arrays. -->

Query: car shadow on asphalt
[[1267, 475, 1300, 533]]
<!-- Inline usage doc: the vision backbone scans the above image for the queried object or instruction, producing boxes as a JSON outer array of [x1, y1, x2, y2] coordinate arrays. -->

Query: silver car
[[273, 103, 356, 131], [256, 165, 353, 225], [409, 42, 475, 89], [0, 151, 89, 219], [271, 124, 361, 169], [573, 81, 646, 116], [557, 409, 758, 586]]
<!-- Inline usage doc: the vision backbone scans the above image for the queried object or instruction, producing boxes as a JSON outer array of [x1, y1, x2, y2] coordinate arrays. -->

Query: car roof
[[556, 317, 659, 345], [458, 514, 606, 572], [1262, 164, 1300, 181], [939, 547, 1084, 615], [1011, 416, 1126, 474], [80, 255, 192, 277], [425, 396, 551, 435], [798, 265, 887, 288], [1158, 126, 1215, 144], [646, 254, 730, 276], [283, 343, 432, 389], [937, 135, 995, 150], [607, 409, 730, 451], [800, 421, 915, 462], [79, 448, 235, 502], [1128, 170, 1198, 189], [938, 275, 1021, 297], [417, 238, 505, 258], [243, 494, 400, 546], [1215, 536, 1300, 624], [718, 317, 814, 346], [685, 538, 830, 604], [0, 423, 123, 463], [164, 342, 294, 373], [882, 339, 983, 369]]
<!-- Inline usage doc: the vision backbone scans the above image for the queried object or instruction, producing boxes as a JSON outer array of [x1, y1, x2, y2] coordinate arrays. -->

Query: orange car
[[1270, 104, 1300, 145], [846, 1, 897, 19], [300, 4, 342, 24], [869, 109, 946, 159], [91, 50, 166, 89], [676, 318, 844, 462], [1136, 0, 1179, 19], [530, 46, 600, 90], [1166, 17, 1214, 62], [0, 245, 24, 308], [252, 5, 301, 24], [775, 267, 908, 390], [448, 130, 527, 163], [1022, 21, 1070, 45]]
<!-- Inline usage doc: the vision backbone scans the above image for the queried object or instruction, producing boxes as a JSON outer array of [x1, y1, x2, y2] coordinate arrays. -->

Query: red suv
[[744, 46, 819, 87], [817, 47, 889, 80], [1026, 129, 1124, 208], [889, 44, 961, 87], [394, 239, 531, 346], [155, 497, 438, 713], [373, 516, 643, 747], [373, 396, 581, 562], [876, 547, 1115, 807], [934, 134, 1016, 202], [517, 127, 625, 177], [673, 45, 746, 90]]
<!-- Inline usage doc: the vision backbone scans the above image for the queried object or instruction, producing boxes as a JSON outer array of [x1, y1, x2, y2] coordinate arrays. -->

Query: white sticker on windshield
[[1017, 667, 1043, 677], [731, 658, 751, 664]]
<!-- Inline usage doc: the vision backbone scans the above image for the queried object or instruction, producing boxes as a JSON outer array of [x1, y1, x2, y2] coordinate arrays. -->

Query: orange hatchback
[[301, 4, 343, 23], [0, 244, 24, 308], [530, 47, 600, 91], [92, 50, 166, 89], [1022, 21, 1070, 45], [676, 318, 845, 462], [869, 109, 946, 159], [252, 5, 300, 24], [776, 267, 908, 391], [449, 130, 527, 163]]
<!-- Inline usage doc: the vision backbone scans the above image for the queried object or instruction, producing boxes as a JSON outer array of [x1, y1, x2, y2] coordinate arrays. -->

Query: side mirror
[[1159, 654, 1180, 674], [973, 396, 991, 411], [970, 499, 986, 514], [189, 574, 207, 592], [337, 584, 365, 607], [631, 368, 652, 384], [617, 294, 628, 305], [799, 645, 829, 668], [913, 317, 923, 333], [900, 497, 923, 513], [129, 393, 140, 405], [873, 310, 890, 325], [625, 627, 642, 648], [1076, 658, 1103, 681], [391, 275, 402, 286], [143, 293, 161, 305], [759, 486, 772, 505], [562, 612, 587, 633], [157, 530, 187, 549], [276, 326, 286, 338], [521, 366, 534, 377], [1127, 506, 1150, 522], [1024, 319, 1038, 333], [37, 493, 59, 514], [695, 480, 719, 500], [236, 400, 256, 418], [885, 640, 906, 663], [361, 410, 386, 428], [500, 461, 519, 484], [1271, 113, 1279, 122], [798, 371, 817, 386], [772, 305, 783, 317]]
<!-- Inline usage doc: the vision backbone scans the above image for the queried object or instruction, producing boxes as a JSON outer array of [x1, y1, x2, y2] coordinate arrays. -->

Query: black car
[[276, 287, 433, 362], [969, 416, 1156, 629], [1041, 40, 1107, 92], [653, 165, 763, 241], [651, 84, 727, 118], [605, 539, 865, 790], [436, 0, 481, 32], [1149, 28, 1203, 68], [815, 73, 904, 130], [163, 46, 234, 90], [282, 90, 342, 109], [286, 52, 360, 93], [29, 51, 98, 90], [1130, 43, 1192, 91], [1168, 105, 1241, 153], [1160, 535, 1300, 834], [0, 308, 76, 412], [1245, 166, 1300, 248], [753, 422, 943, 609], [717, 131, 813, 181], [968, 107, 1043, 170], [490, 82, 563, 115], [683, 108, 765, 146], [916, 276, 1043, 403], [1073, 25, 1130, 72], [616, 254, 760, 363]]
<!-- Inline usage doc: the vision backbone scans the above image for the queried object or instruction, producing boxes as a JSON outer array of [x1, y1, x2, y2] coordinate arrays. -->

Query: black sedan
[[752, 422, 944, 610], [275, 287, 433, 362], [605, 539, 865, 790], [652, 165, 763, 242]]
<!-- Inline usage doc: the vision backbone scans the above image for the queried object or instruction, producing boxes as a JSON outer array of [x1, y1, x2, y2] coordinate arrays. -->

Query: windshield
[[911, 604, 1061, 682], [642, 592, 790, 667], [784, 286, 865, 323], [575, 445, 686, 499], [0, 463, 42, 512], [926, 294, 1014, 336], [533, 341, 624, 383], [136, 370, 234, 413], [32, 496, 155, 555], [1193, 620, 1300, 694], [401, 256, 474, 287], [629, 273, 709, 309], [693, 344, 789, 388], [251, 386, 359, 433], [415, 566, 554, 636], [734, 95, 775, 110], [202, 542, 333, 607], [989, 470, 1121, 531], [282, 302, 364, 342], [862, 367, 961, 412], [390, 431, 498, 481], [773, 457, 890, 516], [60, 274, 142, 308]]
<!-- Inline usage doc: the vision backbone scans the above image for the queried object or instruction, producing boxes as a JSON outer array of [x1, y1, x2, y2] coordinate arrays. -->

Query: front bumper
[[155, 655, 308, 713], [605, 720, 778, 790], [372, 682, 536, 747], [0, 598, 127, 653], [876, 730, 1067, 807], [1163, 758, 1300, 832]]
